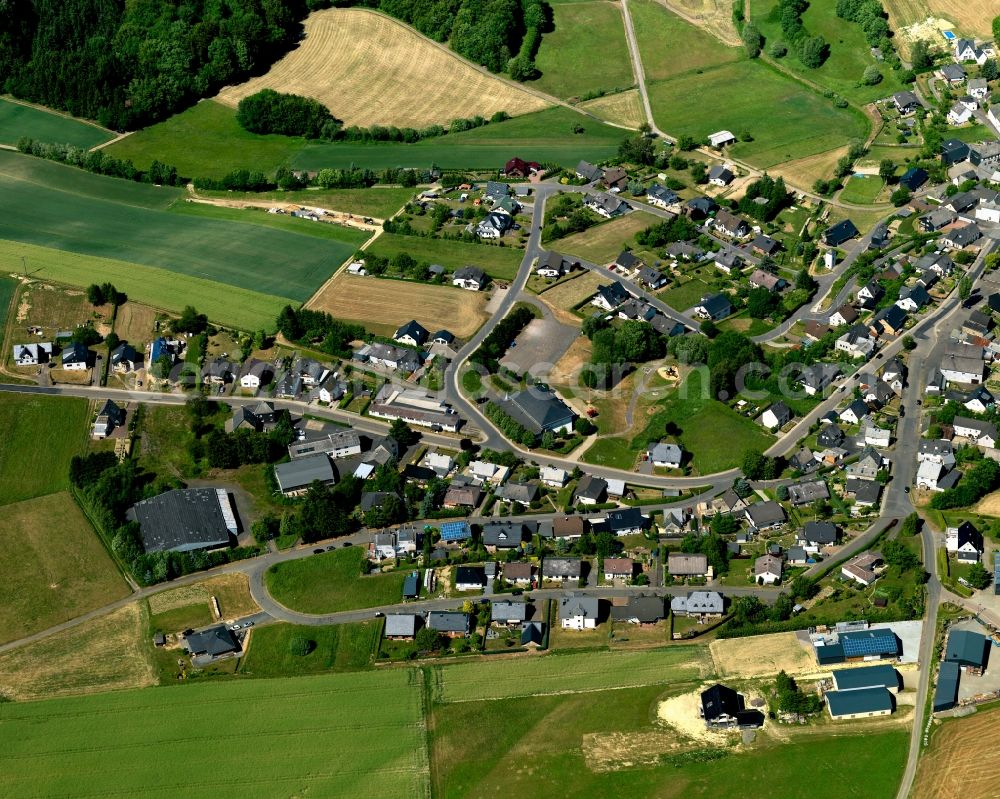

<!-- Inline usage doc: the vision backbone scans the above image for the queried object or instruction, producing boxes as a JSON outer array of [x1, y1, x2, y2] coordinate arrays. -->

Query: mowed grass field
[[631, 0, 741, 81], [292, 107, 626, 171], [0, 240, 288, 331], [431, 682, 909, 798], [0, 394, 89, 504], [366, 232, 523, 281], [0, 274, 16, 327], [914, 705, 1000, 799], [111, 101, 625, 176], [0, 670, 431, 798], [840, 174, 887, 204], [217, 9, 550, 128], [308, 273, 489, 338], [529, 1, 634, 99], [432, 647, 708, 703], [0, 492, 129, 644], [647, 61, 868, 168], [106, 100, 304, 178], [238, 621, 380, 677], [265, 547, 409, 614], [0, 151, 351, 303], [0, 98, 113, 149], [749, 0, 906, 104], [549, 212, 660, 264]]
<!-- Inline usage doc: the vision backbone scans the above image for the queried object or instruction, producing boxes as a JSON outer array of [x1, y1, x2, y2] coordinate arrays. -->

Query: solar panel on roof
[[840, 630, 897, 657], [440, 522, 471, 541]]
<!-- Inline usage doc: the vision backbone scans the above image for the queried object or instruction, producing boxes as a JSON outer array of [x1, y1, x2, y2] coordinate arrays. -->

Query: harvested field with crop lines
[[217, 9, 551, 129], [913, 706, 1000, 799], [0, 604, 155, 701], [0, 669, 430, 798], [580, 90, 646, 129], [308, 273, 489, 338], [433, 647, 707, 703]]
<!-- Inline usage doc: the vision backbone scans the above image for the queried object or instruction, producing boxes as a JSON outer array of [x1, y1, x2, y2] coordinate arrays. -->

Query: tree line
[[276, 305, 367, 358], [470, 305, 536, 373], [0, 0, 310, 130]]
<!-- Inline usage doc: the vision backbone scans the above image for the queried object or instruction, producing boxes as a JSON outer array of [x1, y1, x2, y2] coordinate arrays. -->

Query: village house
[[584, 192, 630, 219], [841, 551, 884, 586], [393, 320, 429, 347], [671, 591, 724, 618], [761, 401, 792, 431], [713, 209, 749, 238], [542, 557, 583, 583], [452, 266, 487, 291], [952, 416, 998, 448], [754, 554, 782, 585], [668, 553, 710, 580], [559, 594, 600, 630], [946, 521, 984, 562], [748, 268, 785, 292]]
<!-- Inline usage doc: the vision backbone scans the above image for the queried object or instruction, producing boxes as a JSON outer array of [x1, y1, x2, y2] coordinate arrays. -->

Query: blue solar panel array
[[440, 521, 472, 542], [840, 630, 898, 658]]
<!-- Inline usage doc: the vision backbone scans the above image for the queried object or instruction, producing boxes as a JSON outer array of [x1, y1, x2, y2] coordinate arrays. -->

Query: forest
[[0, 0, 309, 129]]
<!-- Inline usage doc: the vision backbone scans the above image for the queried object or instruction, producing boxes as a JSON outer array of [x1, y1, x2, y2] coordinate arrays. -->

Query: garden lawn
[[366, 233, 523, 281], [548, 212, 661, 264], [239, 621, 380, 677], [529, 1, 634, 99], [635, 372, 775, 473], [265, 546, 408, 614], [0, 151, 351, 302], [0, 670, 430, 799], [749, 0, 906, 105], [0, 492, 129, 645], [658, 278, 712, 312], [0, 239, 288, 331], [630, 0, 741, 81], [0, 394, 89, 504], [431, 684, 908, 799], [293, 107, 626, 171], [0, 98, 113, 149], [105, 99, 304, 179], [581, 436, 638, 469], [840, 174, 886, 204], [647, 61, 868, 169]]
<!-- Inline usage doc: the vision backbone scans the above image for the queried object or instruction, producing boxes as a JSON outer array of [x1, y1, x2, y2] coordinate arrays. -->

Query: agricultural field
[[0, 670, 431, 798], [0, 394, 89, 505], [292, 106, 626, 172], [579, 90, 646, 129], [770, 146, 849, 189], [549, 212, 661, 264], [308, 273, 489, 339], [658, 0, 741, 45], [0, 240, 288, 331], [914, 705, 1000, 799], [0, 603, 155, 701], [529, 1, 634, 100], [0, 98, 113, 149], [631, 0, 741, 81], [194, 186, 416, 219], [239, 621, 380, 677], [886, 0, 994, 40], [0, 151, 353, 303], [432, 646, 708, 703], [365, 232, 523, 281], [169, 201, 372, 247], [265, 546, 409, 614], [749, 0, 906, 104], [218, 9, 549, 128], [0, 492, 129, 645], [0, 274, 16, 327], [647, 61, 868, 168], [430, 680, 909, 798], [840, 174, 888, 204]]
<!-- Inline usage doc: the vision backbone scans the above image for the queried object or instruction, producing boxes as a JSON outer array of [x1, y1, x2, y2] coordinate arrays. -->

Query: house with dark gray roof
[[128, 488, 238, 553], [745, 501, 786, 531], [799, 521, 839, 552], [393, 320, 429, 346], [426, 611, 471, 636], [185, 626, 241, 658], [788, 480, 829, 506], [542, 557, 583, 582], [274, 454, 335, 496], [575, 474, 608, 505], [694, 293, 732, 320], [610, 595, 665, 624], [501, 388, 575, 435], [824, 219, 859, 247], [671, 591, 724, 617]]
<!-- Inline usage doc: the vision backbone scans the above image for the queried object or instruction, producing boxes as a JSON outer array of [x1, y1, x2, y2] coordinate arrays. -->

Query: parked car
[[312, 548, 324, 554]]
